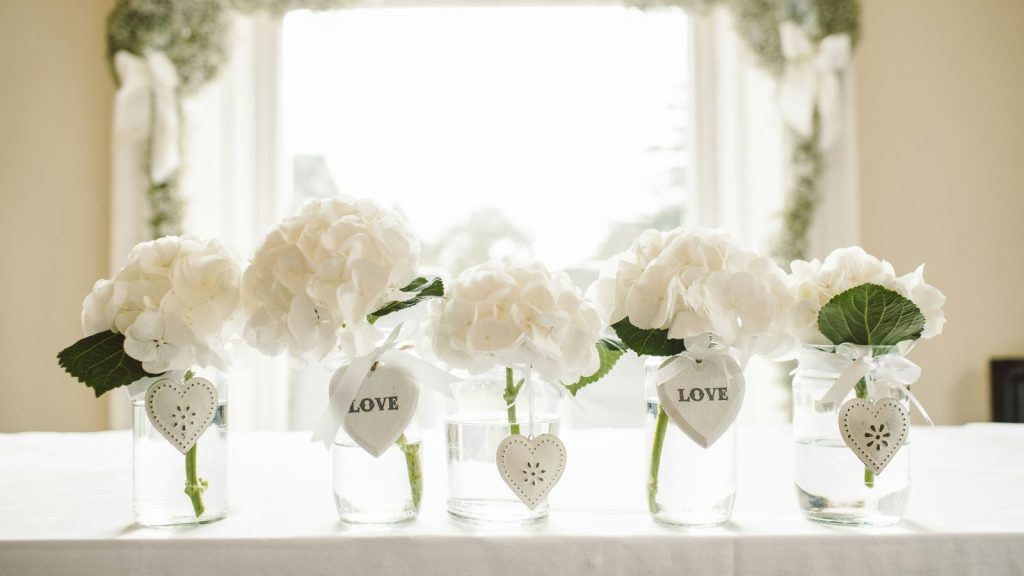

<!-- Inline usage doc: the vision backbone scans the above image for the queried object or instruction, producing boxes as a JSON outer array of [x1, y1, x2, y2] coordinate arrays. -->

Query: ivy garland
[[633, 0, 858, 264], [106, 0, 858, 261]]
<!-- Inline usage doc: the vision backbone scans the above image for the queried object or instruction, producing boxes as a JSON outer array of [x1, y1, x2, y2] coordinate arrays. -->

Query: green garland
[[630, 0, 859, 264], [106, 0, 858, 256], [105, 0, 348, 239]]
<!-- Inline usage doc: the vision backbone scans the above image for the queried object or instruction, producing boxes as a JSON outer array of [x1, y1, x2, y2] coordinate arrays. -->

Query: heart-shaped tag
[[839, 397, 909, 475], [145, 376, 219, 454], [340, 362, 419, 457], [496, 433, 566, 510], [656, 352, 745, 448]]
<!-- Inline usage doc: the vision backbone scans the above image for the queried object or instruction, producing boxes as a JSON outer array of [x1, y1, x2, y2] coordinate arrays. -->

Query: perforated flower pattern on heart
[[521, 461, 547, 487], [169, 404, 199, 433], [864, 423, 891, 451]]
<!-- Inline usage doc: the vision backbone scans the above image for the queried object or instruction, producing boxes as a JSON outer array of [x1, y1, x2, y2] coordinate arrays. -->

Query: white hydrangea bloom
[[787, 246, 946, 344], [241, 197, 420, 361], [590, 227, 793, 352], [81, 236, 243, 373], [427, 259, 602, 384]]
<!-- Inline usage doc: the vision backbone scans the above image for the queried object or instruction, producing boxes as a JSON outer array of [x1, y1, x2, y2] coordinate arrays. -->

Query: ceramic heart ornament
[[340, 362, 420, 457], [656, 352, 745, 448], [145, 376, 219, 455], [839, 397, 909, 475], [496, 434, 567, 510]]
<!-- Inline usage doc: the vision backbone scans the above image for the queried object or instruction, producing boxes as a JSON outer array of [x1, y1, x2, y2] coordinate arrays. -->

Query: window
[[282, 6, 691, 276], [177, 5, 795, 430]]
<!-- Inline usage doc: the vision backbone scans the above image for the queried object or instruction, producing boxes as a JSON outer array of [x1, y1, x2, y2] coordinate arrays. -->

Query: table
[[1, 425, 1022, 575]]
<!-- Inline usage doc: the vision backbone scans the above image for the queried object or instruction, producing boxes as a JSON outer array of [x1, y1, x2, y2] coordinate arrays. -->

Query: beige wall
[[856, 0, 1024, 423], [0, 0, 114, 431]]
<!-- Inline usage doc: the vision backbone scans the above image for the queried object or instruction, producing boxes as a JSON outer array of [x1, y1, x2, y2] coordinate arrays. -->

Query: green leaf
[[817, 283, 926, 346], [611, 318, 687, 357], [565, 338, 626, 396], [57, 331, 161, 397], [367, 277, 445, 324]]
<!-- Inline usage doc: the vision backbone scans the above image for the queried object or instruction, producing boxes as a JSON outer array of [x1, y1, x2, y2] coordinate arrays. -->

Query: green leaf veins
[[611, 318, 687, 357], [57, 330, 161, 397], [367, 277, 445, 324], [564, 338, 626, 396], [817, 283, 926, 346]]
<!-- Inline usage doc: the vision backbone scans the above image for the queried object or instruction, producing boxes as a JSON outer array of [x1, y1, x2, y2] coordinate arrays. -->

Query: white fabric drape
[[109, 50, 181, 273], [3, 426, 1023, 575]]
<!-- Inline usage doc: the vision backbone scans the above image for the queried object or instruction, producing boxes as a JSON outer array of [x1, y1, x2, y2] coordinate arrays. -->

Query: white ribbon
[[112, 51, 181, 184], [109, 51, 182, 273], [656, 335, 743, 394], [311, 325, 458, 448], [778, 21, 851, 149], [797, 344, 932, 425]]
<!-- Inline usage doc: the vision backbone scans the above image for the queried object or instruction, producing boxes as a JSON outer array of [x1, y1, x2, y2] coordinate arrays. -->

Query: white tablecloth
[[1, 425, 1022, 575]]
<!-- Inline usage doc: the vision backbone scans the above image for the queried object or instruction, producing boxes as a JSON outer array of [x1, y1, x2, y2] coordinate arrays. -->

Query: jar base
[[338, 511, 418, 525], [447, 498, 548, 526], [651, 511, 732, 528], [649, 492, 734, 527], [796, 485, 907, 527], [335, 495, 418, 525], [134, 509, 227, 527]]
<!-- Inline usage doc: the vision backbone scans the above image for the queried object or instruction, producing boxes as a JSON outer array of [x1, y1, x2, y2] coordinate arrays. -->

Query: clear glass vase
[[131, 370, 228, 527], [793, 345, 911, 526], [644, 355, 737, 527], [445, 367, 562, 525], [333, 407, 423, 524]]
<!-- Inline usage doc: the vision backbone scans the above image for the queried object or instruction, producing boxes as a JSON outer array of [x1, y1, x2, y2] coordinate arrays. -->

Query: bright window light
[[282, 6, 690, 273]]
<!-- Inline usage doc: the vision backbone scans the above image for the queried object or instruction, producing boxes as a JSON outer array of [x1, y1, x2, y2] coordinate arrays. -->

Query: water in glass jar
[[333, 436, 421, 524], [794, 437, 910, 526], [446, 416, 559, 524], [132, 400, 228, 526], [645, 400, 736, 526]]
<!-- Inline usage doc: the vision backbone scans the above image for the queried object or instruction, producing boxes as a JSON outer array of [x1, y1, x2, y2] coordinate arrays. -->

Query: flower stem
[[396, 433, 422, 512], [854, 377, 875, 488], [647, 405, 670, 514], [503, 367, 522, 436], [184, 443, 207, 517]]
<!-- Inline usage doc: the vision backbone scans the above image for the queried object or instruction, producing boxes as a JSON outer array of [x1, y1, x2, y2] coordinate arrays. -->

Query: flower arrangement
[[241, 197, 444, 515], [591, 227, 792, 515], [788, 246, 945, 346], [592, 227, 793, 355], [241, 197, 436, 361], [786, 246, 945, 489], [58, 235, 243, 517], [428, 259, 618, 431]]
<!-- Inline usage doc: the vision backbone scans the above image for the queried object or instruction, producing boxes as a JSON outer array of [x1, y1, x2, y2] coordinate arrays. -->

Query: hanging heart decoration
[[145, 376, 219, 454], [340, 362, 420, 457], [838, 397, 909, 475], [655, 351, 745, 448], [496, 434, 567, 510]]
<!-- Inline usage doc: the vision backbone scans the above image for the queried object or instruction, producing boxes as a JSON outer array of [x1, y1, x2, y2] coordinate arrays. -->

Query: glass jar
[[792, 345, 911, 526], [333, 403, 423, 524], [644, 355, 737, 527], [131, 370, 228, 527], [445, 367, 563, 525]]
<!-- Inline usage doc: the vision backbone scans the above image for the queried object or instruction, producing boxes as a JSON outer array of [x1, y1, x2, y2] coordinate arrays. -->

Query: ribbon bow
[[656, 335, 743, 392], [778, 21, 851, 149], [797, 344, 931, 424], [112, 51, 181, 184], [311, 325, 457, 448]]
